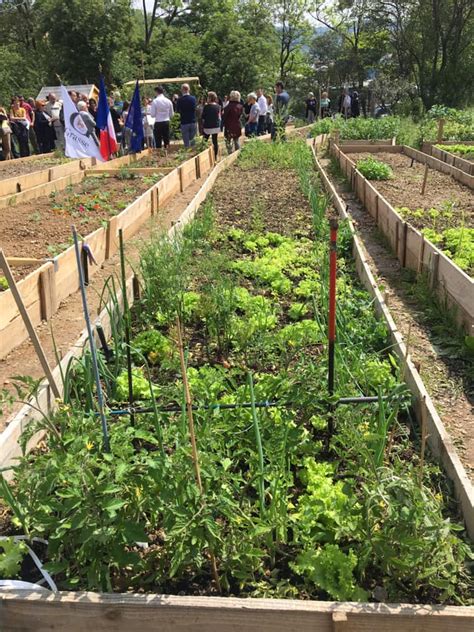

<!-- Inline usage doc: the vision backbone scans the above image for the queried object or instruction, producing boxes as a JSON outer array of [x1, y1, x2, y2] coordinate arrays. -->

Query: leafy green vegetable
[[356, 157, 393, 180], [0, 538, 27, 578]]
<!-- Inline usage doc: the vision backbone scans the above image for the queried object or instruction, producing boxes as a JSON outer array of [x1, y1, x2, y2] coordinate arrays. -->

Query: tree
[[272, 0, 312, 80], [141, 1, 189, 49], [36, 0, 137, 85], [310, 0, 388, 88], [379, 0, 474, 108]]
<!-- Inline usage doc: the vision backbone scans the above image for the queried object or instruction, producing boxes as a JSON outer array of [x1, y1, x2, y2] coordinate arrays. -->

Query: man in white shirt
[[150, 86, 174, 149], [256, 88, 267, 136], [44, 92, 64, 150]]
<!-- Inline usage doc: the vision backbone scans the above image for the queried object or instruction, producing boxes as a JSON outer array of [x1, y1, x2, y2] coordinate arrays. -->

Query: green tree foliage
[[0, 0, 472, 111], [35, 0, 138, 85]]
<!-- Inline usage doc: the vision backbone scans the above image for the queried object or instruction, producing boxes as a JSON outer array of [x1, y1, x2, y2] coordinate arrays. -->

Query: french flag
[[96, 75, 118, 160]]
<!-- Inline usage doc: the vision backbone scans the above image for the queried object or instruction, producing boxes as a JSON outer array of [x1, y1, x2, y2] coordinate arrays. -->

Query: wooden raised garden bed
[[0, 147, 214, 360], [330, 142, 474, 335], [0, 141, 472, 630], [421, 141, 474, 177]]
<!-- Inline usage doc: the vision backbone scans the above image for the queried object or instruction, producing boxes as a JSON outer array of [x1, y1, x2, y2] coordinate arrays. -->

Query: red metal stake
[[328, 218, 338, 435]]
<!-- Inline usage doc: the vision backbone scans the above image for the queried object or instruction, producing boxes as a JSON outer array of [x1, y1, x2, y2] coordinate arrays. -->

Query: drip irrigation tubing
[[101, 395, 389, 417]]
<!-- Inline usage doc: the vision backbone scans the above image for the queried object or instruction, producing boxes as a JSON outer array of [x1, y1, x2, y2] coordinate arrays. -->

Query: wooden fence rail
[[421, 141, 474, 176], [0, 592, 472, 632]]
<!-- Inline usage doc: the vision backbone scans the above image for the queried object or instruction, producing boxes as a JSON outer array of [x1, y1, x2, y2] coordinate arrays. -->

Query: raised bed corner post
[[327, 218, 338, 437], [72, 225, 110, 453], [119, 229, 135, 427]]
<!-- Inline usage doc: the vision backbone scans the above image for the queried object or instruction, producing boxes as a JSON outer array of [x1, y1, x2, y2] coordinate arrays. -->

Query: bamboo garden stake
[[175, 314, 221, 592]]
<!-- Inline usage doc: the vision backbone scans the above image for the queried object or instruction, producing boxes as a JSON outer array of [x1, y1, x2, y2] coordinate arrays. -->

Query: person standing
[[0, 107, 13, 160], [77, 101, 100, 145], [202, 91, 221, 159], [176, 83, 197, 149], [9, 96, 30, 157], [320, 91, 331, 118], [351, 90, 360, 117], [45, 93, 64, 150], [256, 88, 267, 135], [245, 93, 259, 137], [196, 96, 205, 136], [34, 100, 55, 153], [265, 95, 274, 133], [305, 92, 317, 123], [338, 89, 351, 118], [108, 96, 123, 145], [222, 90, 243, 154], [150, 86, 174, 150], [142, 97, 154, 148], [22, 96, 40, 154], [272, 81, 290, 141]]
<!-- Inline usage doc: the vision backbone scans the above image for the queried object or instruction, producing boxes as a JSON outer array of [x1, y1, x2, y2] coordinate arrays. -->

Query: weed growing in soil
[[0, 141, 471, 604]]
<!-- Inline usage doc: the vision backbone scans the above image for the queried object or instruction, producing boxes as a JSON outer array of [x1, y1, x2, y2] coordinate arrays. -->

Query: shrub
[[356, 157, 393, 180]]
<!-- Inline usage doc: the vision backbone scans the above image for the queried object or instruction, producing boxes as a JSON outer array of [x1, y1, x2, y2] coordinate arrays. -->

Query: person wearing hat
[[34, 99, 55, 154], [305, 92, 317, 123]]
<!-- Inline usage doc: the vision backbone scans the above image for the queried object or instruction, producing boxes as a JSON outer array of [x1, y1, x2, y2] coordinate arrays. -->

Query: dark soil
[[0, 156, 70, 181], [211, 164, 310, 236], [0, 174, 158, 279], [349, 151, 474, 231]]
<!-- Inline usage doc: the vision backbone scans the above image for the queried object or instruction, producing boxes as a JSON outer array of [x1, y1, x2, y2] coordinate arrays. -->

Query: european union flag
[[125, 80, 144, 154]]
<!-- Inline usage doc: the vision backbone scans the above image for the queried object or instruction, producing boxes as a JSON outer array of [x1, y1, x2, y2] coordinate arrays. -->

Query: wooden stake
[[0, 249, 61, 400], [176, 315, 203, 493], [430, 252, 440, 290], [417, 235, 425, 275], [175, 315, 221, 593], [421, 163, 429, 195], [437, 118, 445, 143], [419, 395, 428, 486]]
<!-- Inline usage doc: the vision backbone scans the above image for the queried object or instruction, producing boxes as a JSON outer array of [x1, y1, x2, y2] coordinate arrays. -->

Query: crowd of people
[[303, 88, 361, 122], [145, 81, 291, 158], [0, 81, 291, 161], [0, 80, 363, 161]]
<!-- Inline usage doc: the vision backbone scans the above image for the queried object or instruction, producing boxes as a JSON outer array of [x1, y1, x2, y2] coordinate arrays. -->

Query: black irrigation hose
[[104, 395, 389, 417]]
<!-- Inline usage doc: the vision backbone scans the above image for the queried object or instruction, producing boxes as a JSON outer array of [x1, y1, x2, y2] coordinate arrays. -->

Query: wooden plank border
[[0, 591, 472, 632]]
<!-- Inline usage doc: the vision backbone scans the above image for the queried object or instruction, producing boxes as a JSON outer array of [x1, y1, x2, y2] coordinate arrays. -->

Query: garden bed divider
[[1, 136, 473, 630], [0, 591, 473, 631], [0, 158, 94, 199], [329, 142, 474, 335], [312, 138, 474, 539], [421, 141, 474, 177], [0, 147, 213, 360]]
